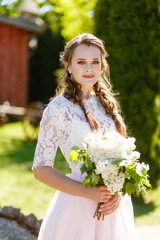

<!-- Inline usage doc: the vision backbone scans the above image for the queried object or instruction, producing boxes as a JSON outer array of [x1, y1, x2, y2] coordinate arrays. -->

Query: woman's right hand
[[85, 185, 112, 202]]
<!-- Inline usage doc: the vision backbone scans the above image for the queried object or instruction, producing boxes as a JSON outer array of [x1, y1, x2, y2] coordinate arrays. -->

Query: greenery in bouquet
[[69, 131, 151, 220]]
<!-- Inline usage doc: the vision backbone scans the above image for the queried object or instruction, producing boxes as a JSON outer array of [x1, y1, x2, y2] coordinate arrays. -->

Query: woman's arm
[[33, 166, 110, 203], [33, 166, 121, 215]]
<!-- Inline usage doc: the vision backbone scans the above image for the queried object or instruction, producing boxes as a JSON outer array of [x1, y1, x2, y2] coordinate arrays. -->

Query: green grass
[[0, 121, 70, 219], [133, 185, 160, 225], [0, 122, 160, 225]]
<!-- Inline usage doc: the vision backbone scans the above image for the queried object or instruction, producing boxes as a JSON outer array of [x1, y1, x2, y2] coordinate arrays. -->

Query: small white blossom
[[83, 131, 140, 194]]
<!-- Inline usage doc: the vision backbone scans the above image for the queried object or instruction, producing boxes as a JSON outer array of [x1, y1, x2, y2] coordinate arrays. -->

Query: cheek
[[71, 65, 81, 74], [95, 66, 101, 74]]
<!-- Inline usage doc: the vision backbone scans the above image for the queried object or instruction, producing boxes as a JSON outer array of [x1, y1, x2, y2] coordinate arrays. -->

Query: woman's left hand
[[99, 192, 122, 215]]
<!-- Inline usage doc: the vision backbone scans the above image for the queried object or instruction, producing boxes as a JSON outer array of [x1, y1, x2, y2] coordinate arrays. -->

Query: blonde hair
[[56, 33, 126, 137]]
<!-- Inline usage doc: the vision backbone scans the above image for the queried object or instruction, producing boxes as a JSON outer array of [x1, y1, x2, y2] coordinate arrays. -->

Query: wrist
[[80, 184, 90, 199]]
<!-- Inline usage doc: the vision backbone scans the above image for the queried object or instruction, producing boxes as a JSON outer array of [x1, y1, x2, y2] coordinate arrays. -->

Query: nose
[[86, 63, 93, 72]]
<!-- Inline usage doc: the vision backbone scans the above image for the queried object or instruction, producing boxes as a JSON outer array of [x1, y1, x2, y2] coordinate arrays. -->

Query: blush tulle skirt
[[38, 173, 139, 240]]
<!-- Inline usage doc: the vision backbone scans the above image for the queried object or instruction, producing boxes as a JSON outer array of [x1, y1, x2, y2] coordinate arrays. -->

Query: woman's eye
[[77, 61, 85, 64], [93, 61, 100, 64]]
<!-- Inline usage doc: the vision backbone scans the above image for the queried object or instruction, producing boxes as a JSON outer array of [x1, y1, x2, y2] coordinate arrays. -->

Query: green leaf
[[112, 158, 123, 165], [91, 172, 100, 186], [69, 150, 78, 165], [124, 171, 130, 179], [79, 155, 85, 163], [85, 158, 94, 171], [127, 168, 141, 182], [71, 146, 79, 151], [83, 176, 92, 188], [101, 136, 106, 140], [125, 182, 135, 195], [80, 163, 88, 174]]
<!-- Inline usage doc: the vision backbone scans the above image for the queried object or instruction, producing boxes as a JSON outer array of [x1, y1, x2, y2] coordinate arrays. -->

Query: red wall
[[0, 22, 30, 107]]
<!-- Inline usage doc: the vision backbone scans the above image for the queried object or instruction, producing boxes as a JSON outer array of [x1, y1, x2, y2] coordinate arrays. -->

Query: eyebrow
[[76, 58, 100, 60]]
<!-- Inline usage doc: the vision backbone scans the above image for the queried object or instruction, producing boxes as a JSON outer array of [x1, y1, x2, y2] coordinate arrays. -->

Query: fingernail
[[100, 211, 105, 214]]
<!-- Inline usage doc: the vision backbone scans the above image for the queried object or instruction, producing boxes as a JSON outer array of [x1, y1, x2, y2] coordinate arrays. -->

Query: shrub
[[94, 0, 160, 187]]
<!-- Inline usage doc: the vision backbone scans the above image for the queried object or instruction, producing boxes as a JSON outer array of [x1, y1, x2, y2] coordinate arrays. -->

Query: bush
[[94, 0, 160, 187]]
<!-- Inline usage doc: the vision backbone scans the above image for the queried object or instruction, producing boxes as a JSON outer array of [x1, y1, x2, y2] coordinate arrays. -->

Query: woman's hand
[[85, 185, 112, 202], [99, 192, 122, 215]]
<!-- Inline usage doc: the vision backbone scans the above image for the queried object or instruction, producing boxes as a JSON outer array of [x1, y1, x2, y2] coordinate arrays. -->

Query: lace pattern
[[32, 93, 116, 172]]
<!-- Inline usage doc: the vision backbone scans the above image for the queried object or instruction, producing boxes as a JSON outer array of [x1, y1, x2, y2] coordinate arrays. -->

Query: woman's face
[[68, 44, 102, 90]]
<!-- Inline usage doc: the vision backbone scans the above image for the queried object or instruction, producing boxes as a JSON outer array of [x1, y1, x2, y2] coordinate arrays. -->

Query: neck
[[81, 86, 93, 99]]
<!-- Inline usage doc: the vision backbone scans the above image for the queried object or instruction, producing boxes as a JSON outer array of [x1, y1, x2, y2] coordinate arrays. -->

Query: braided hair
[[56, 33, 126, 137]]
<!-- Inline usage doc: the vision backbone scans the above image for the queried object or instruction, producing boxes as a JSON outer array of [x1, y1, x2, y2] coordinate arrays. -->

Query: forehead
[[72, 44, 101, 60]]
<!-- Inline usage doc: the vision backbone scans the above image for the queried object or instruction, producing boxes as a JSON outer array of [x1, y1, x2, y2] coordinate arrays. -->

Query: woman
[[32, 33, 139, 240]]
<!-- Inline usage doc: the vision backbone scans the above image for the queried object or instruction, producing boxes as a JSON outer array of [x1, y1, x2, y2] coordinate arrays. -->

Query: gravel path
[[0, 217, 160, 240], [0, 218, 36, 240]]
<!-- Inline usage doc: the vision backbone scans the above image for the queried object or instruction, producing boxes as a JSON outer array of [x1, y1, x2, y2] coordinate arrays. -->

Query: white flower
[[82, 131, 140, 195], [142, 162, 149, 171]]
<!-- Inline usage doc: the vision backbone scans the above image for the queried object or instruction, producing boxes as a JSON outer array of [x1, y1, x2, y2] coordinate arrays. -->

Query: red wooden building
[[0, 0, 44, 107]]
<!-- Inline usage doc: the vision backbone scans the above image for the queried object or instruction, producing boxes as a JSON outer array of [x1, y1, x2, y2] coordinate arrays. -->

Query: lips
[[83, 75, 95, 78]]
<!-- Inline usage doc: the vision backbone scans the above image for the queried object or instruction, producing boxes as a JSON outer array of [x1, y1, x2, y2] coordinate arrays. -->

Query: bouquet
[[69, 131, 151, 220]]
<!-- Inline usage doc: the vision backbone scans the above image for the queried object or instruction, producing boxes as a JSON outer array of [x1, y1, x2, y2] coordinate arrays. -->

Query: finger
[[101, 193, 112, 202], [99, 195, 120, 212], [104, 198, 121, 215], [100, 201, 119, 215], [104, 204, 119, 215], [104, 195, 119, 206], [102, 196, 112, 203], [98, 186, 111, 195], [100, 200, 116, 211], [105, 190, 112, 196]]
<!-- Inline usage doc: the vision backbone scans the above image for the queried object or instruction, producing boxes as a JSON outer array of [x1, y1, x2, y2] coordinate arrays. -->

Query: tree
[[94, 0, 160, 187], [52, 0, 97, 40], [0, 0, 23, 16]]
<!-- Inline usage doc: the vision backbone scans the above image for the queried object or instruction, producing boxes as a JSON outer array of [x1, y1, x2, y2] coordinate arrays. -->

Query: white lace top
[[32, 93, 116, 174]]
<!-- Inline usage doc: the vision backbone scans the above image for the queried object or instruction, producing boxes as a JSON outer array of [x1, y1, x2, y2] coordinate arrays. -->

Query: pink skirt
[[38, 173, 139, 240]]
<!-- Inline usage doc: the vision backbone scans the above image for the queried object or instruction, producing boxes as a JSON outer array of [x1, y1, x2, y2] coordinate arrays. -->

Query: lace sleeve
[[32, 103, 64, 170]]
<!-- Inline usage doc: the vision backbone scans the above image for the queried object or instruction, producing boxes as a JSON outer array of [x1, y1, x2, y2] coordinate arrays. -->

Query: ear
[[68, 66, 72, 74], [63, 61, 68, 68], [64, 61, 71, 72]]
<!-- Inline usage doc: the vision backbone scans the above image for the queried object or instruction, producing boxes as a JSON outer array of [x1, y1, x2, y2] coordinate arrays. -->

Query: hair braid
[[93, 81, 126, 137]]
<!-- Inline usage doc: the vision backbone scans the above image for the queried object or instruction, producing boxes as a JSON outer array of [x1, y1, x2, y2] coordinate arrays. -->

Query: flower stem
[[93, 202, 104, 220]]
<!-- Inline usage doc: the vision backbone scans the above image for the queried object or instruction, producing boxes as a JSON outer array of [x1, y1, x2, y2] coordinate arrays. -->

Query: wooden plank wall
[[0, 22, 30, 107]]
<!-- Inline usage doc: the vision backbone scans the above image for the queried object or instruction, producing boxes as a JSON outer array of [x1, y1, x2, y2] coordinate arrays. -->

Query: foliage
[[94, 0, 160, 187], [0, 0, 97, 41], [50, 0, 97, 41], [0, 0, 23, 16]]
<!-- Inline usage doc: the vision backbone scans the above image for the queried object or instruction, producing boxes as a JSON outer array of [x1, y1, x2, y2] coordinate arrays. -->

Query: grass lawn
[[0, 122, 160, 225]]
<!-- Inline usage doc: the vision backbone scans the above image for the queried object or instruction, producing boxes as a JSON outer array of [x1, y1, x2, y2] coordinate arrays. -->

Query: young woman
[[32, 33, 139, 240]]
